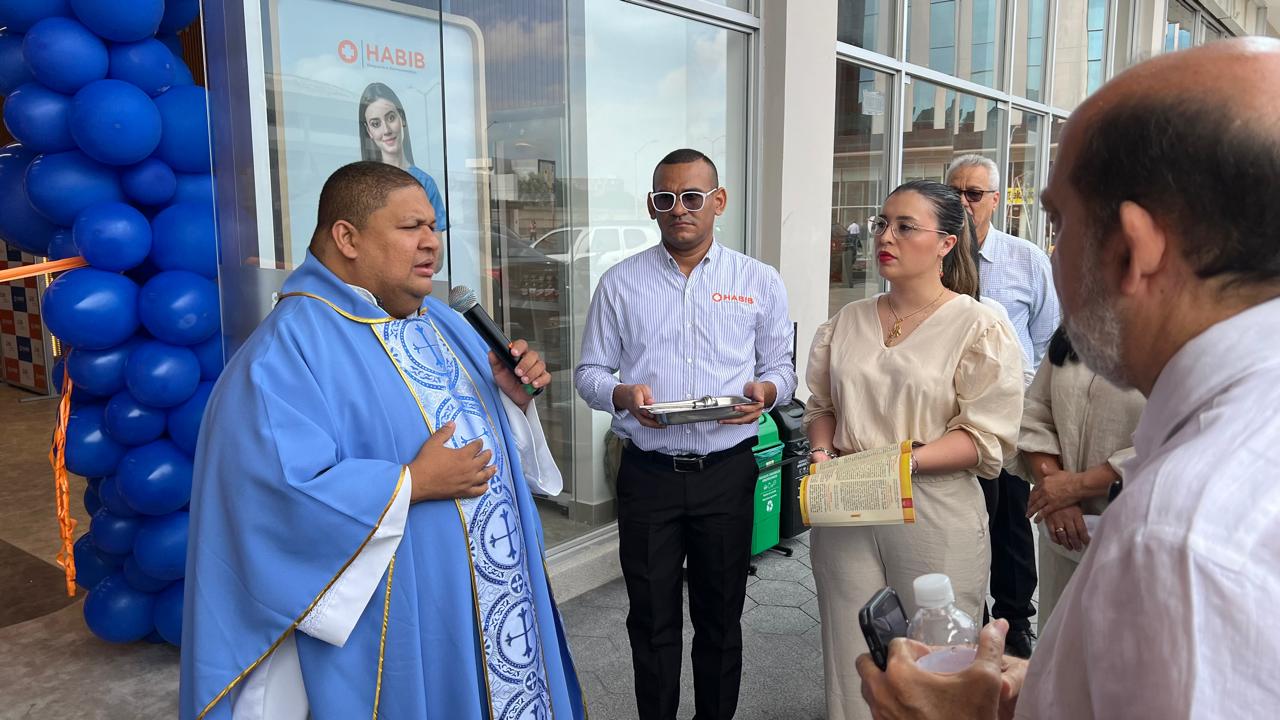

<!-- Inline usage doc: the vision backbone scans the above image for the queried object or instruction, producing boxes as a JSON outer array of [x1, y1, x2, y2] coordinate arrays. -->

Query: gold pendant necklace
[[886, 287, 945, 344]]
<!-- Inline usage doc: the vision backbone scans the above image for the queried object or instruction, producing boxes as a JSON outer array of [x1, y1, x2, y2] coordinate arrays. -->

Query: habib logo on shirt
[[711, 292, 755, 305]]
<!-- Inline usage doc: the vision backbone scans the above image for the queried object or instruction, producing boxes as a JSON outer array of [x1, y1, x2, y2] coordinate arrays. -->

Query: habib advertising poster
[[265, 0, 489, 296]]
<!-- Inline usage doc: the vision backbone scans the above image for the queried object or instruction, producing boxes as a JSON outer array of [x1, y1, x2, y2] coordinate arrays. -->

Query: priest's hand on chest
[[408, 422, 497, 502], [488, 339, 549, 411]]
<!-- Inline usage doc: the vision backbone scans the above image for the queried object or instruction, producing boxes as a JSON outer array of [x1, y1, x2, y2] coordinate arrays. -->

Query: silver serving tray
[[640, 395, 753, 425]]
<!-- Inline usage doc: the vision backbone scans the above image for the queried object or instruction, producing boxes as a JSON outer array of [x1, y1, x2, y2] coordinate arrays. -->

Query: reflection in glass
[[830, 62, 893, 317], [1011, 0, 1049, 101], [1006, 110, 1042, 245], [837, 0, 897, 56], [902, 78, 1004, 185], [1053, 0, 1108, 110], [1165, 0, 1196, 52], [906, 0, 1004, 89], [1044, 116, 1066, 251]]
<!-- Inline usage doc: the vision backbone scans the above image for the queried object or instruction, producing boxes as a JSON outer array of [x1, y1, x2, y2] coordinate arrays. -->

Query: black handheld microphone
[[448, 285, 544, 397]]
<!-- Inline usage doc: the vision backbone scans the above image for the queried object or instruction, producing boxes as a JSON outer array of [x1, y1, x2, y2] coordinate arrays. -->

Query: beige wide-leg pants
[[810, 475, 990, 720]]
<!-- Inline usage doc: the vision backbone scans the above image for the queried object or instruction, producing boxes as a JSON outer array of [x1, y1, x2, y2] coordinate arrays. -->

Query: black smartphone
[[858, 586, 909, 671]]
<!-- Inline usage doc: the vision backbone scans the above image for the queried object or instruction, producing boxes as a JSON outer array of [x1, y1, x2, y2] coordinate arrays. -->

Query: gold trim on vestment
[[196, 468, 407, 719], [277, 291, 392, 324], [372, 554, 396, 719]]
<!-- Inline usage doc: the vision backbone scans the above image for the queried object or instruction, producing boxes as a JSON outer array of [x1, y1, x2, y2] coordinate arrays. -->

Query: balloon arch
[[0, 0, 215, 646]]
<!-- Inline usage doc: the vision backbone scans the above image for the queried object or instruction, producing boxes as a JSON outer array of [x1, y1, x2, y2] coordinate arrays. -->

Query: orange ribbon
[[0, 256, 88, 284], [47, 364, 78, 597]]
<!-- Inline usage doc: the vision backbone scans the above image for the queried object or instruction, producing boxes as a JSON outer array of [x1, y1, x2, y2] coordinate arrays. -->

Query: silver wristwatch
[[810, 446, 838, 459]]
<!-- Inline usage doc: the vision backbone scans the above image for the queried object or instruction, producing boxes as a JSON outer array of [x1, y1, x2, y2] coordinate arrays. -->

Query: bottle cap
[[913, 573, 955, 609]]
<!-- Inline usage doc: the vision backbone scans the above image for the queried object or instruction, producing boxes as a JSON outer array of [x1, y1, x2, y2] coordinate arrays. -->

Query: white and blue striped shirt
[[575, 241, 797, 455], [978, 227, 1061, 384]]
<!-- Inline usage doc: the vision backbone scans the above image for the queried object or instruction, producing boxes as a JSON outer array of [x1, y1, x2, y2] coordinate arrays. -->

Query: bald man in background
[[857, 37, 1280, 720]]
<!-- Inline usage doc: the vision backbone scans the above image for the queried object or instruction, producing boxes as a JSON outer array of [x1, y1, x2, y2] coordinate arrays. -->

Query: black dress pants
[[616, 440, 757, 720], [980, 469, 1038, 632]]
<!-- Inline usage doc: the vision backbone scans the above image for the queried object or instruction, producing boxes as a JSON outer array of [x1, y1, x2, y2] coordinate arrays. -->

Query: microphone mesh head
[[448, 285, 479, 312]]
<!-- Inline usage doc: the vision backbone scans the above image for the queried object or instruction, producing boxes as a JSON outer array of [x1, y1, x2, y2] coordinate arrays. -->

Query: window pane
[[906, 0, 1005, 89], [902, 78, 1004, 185], [838, 0, 898, 55], [1165, 0, 1197, 52], [1052, 0, 1109, 110], [1012, 0, 1049, 101], [1006, 110, 1043, 246], [830, 63, 893, 317]]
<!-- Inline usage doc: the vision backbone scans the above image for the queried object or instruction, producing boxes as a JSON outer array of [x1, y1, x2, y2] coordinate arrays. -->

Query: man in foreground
[[858, 37, 1280, 719], [181, 162, 583, 719]]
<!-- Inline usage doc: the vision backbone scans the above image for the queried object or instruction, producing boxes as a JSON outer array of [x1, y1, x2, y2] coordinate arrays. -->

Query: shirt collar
[[977, 226, 1003, 263], [1133, 296, 1280, 459], [659, 238, 721, 269], [347, 284, 380, 308]]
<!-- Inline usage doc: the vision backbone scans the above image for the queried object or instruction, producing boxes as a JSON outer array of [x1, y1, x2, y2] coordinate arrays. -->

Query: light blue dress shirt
[[977, 227, 1060, 382], [575, 241, 797, 456]]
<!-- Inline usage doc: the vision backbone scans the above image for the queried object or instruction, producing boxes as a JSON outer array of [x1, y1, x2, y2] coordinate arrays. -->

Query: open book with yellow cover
[[800, 441, 915, 526]]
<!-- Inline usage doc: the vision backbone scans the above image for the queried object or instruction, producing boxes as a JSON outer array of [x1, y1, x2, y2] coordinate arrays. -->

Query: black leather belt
[[623, 437, 755, 473]]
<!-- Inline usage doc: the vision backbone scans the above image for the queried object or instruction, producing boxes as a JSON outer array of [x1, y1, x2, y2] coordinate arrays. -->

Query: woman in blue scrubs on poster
[[358, 82, 448, 231]]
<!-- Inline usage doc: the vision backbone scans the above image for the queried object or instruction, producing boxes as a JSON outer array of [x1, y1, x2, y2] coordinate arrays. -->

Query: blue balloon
[[83, 572, 156, 643], [90, 509, 141, 554], [69, 0, 162, 43], [132, 510, 188, 581], [87, 475, 103, 492], [0, 0, 71, 32], [107, 38, 175, 97], [0, 143, 56, 255], [116, 439, 192, 515], [0, 30, 35, 94], [65, 403, 125, 477], [51, 355, 66, 391], [66, 340, 136, 396], [139, 271, 219, 346], [153, 85, 210, 174], [159, 0, 200, 34], [72, 202, 151, 271], [42, 267, 139, 349], [124, 340, 199, 408], [3, 83, 75, 153], [149, 202, 216, 278], [172, 173, 212, 207], [122, 555, 170, 593], [97, 474, 137, 518], [170, 51, 194, 86], [22, 17, 107, 94], [121, 158, 176, 206], [47, 227, 77, 259], [191, 333, 224, 381], [70, 79, 162, 166], [24, 149, 123, 226], [83, 484, 101, 515], [156, 33, 182, 58], [167, 381, 212, 455], [104, 389, 166, 446], [73, 532, 121, 591], [153, 579, 183, 645]]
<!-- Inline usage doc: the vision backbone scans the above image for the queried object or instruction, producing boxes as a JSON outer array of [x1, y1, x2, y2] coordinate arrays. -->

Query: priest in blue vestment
[[180, 161, 585, 720]]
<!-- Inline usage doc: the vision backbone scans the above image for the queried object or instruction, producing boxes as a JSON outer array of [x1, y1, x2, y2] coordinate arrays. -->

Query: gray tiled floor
[[560, 534, 828, 720]]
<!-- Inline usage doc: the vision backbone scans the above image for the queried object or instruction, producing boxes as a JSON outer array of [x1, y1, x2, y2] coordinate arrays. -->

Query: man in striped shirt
[[576, 148, 796, 720], [948, 154, 1062, 660]]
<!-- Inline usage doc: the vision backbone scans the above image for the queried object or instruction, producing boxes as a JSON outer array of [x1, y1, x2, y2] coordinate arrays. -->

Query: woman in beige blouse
[[1020, 326, 1145, 630], [804, 180, 1024, 720]]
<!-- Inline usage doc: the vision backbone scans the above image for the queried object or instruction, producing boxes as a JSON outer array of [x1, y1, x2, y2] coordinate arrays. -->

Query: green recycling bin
[[751, 414, 783, 555]]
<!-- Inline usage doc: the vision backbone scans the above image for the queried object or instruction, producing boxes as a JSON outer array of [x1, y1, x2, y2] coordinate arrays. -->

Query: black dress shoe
[[1005, 627, 1037, 659]]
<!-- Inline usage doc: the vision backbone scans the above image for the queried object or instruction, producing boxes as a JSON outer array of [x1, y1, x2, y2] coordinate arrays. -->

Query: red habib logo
[[711, 292, 755, 305], [336, 39, 426, 70]]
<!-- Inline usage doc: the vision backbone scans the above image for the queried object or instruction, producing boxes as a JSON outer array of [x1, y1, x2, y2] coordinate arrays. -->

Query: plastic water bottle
[[908, 574, 979, 673]]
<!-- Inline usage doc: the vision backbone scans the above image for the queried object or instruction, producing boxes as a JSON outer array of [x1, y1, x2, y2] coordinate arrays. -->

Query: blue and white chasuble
[[180, 253, 584, 720]]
